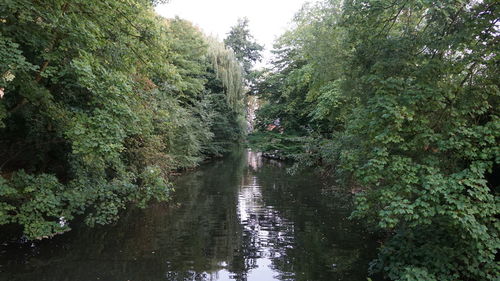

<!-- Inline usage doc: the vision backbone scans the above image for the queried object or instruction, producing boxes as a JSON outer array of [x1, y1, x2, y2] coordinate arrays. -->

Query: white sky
[[155, 0, 316, 68]]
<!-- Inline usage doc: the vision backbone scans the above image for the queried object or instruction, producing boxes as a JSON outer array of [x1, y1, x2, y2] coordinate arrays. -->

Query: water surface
[[0, 149, 378, 281]]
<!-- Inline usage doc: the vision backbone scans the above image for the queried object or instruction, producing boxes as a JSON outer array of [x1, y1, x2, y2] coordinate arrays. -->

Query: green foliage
[[254, 0, 499, 280], [0, 35, 37, 88], [0, 0, 245, 239], [224, 17, 264, 88], [0, 171, 71, 238], [202, 37, 247, 154], [207, 37, 245, 111]]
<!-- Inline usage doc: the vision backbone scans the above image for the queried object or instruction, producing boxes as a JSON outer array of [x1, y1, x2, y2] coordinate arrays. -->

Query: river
[[0, 149, 379, 281]]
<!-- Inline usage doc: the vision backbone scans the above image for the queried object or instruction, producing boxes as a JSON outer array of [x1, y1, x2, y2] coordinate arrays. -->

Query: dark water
[[0, 149, 379, 281]]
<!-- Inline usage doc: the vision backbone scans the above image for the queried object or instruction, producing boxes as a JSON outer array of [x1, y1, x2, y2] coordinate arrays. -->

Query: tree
[[342, 1, 499, 279], [224, 17, 264, 87], [252, 0, 499, 280], [0, 0, 245, 239]]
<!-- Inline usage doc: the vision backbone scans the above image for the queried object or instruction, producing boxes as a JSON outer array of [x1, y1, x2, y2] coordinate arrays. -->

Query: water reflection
[[235, 151, 293, 281], [0, 149, 379, 281]]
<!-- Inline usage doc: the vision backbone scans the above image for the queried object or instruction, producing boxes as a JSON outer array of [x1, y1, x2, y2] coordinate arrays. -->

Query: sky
[[155, 0, 317, 67]]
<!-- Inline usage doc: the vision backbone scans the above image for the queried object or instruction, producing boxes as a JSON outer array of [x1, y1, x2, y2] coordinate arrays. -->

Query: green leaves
[[224, 17, 264, 77], [0, 171, 73, 238], [0, 35, 37, 88], [254, 0, 499, 280], [343, 1, 500, 278], [0, 0, 245, 239]]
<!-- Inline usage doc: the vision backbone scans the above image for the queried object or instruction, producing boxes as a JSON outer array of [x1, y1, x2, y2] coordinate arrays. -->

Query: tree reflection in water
[[0, 149, 379, 281]]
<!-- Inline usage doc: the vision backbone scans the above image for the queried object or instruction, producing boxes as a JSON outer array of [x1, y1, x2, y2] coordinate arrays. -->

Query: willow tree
[[203, 36, 246, 152], [0, 0, 245, 239], [206, 36, 245, 112]]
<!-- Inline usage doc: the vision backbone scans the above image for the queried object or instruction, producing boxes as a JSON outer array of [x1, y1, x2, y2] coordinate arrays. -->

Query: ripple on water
[[0, 149, 380, 281]]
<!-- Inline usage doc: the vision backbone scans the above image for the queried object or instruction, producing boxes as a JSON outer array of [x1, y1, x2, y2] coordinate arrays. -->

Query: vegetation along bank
[[249, 0, 499, 280], [0, 0, 247, 239]]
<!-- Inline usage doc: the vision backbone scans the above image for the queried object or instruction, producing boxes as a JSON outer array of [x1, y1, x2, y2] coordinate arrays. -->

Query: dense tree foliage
[[224, 17, 264, 89], [253, 0, 499, 280], [0, 0, 245, 239]]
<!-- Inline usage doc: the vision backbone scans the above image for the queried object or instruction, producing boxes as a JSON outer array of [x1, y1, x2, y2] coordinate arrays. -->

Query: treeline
[[0, 0, 245, 239], [252, 0, 499, 280]]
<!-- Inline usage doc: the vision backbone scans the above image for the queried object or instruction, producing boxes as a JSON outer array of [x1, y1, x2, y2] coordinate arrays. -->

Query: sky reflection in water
[[0, 149, 378, 281]]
